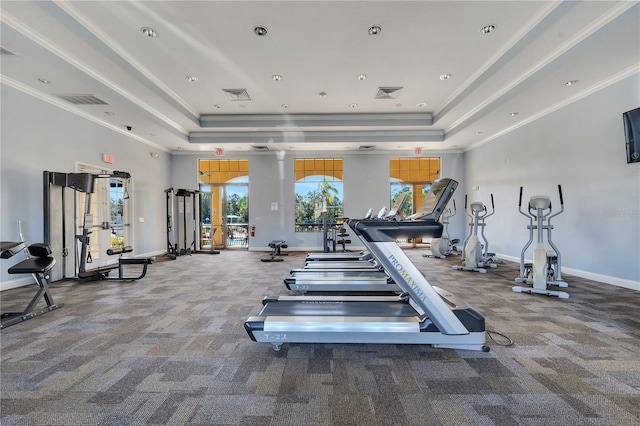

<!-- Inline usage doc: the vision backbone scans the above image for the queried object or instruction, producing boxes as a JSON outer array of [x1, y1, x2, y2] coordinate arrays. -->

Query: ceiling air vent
[[57, 94, 108, 105], [375, 87, 403, 99], [223, 88, 251, 101], [0, 46, 16, 56], [251, 145, 270, 151], [358, 145, 375, 151]]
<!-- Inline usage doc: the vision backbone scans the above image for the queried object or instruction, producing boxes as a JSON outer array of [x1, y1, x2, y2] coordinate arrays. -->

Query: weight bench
[[1, 242, 63, 330], [261, 240, 288, 262], [78, 246, 153, 282]]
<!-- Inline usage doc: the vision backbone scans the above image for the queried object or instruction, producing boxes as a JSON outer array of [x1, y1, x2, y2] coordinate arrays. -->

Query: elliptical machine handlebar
[[482, 194, 496, 220], [548, 184, 564, 221], [464, 194, 472, 220]]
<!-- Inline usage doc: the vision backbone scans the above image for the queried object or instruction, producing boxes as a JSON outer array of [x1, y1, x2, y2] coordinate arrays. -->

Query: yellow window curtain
[[294, 158, 343, 181], [390, 157, 440, 184], [198, 159, 249, 184]]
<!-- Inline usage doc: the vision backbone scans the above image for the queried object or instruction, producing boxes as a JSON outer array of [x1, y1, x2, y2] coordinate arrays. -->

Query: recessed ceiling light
[[357, 74, 367, 81], [481, 24, 495, 34], [254, 26, 268, 36], [185, 75, 198, 82], [213, 104, 222, 109], [272, 74, 282, 81], [281, 103, 289, 108], [37, 78, 51, 84], [510, 112, 519, 116], [439, 73, 452, 80], [349, 103, 358, 108], [368, 25, 382, 35], [141, 27, 158, 38], [319, 92, 327, 98], [565, 80, 579, 86], [416, 102, 427, 108]]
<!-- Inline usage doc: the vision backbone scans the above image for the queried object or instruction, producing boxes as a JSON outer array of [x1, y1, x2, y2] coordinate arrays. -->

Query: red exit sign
[[102, 153, 114, 164]]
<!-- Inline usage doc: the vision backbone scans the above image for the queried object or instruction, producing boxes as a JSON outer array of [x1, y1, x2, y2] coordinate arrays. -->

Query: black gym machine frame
[[43, 170, 152, 283]]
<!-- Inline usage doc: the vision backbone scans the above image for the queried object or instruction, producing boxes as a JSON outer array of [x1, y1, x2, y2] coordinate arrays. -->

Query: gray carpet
[[1, 249, 639, 425]]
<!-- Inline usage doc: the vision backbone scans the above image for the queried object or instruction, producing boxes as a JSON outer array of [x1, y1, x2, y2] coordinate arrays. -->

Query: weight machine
[[165, 188, 199, 259], [44, 170, 152, 283]]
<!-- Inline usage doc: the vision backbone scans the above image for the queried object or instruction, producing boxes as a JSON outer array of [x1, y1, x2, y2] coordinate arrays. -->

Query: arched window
[[294, 158, 344, 232]]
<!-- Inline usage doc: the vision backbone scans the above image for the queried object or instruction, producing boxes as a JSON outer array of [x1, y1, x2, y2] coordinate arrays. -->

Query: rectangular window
[[295, 158, 344, 232]]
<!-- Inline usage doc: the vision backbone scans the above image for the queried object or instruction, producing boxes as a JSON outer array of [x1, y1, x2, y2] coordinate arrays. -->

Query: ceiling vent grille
[[223, 88, 251, 101], [358, 145, 375, 151], [0, 46, 16, 55], [251, 145, 270, 151], [375, 87, 403, 99], [57, 94, 108, 105]]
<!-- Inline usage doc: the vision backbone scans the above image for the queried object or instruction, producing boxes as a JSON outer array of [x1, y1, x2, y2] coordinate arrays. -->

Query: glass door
[[200, 180, 249, 250], [224, 183, 249, 249]]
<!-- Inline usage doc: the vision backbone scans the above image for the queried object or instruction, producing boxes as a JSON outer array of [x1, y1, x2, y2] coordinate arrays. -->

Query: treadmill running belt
[[259, 300, 417, 317]]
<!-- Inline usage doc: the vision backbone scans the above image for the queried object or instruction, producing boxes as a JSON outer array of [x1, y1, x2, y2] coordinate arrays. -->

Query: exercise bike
[[513, 185, 568, 298], [424, 199, 459, 258], [453, 194, 503, 273]]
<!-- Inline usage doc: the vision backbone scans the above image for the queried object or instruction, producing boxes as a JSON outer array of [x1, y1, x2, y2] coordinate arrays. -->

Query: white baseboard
[[497, 253, 639, 291], [1, 276, 36, 292]]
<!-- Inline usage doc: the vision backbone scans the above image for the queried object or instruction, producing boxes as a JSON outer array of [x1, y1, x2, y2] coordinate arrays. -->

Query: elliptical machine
[[513, 185, 568, 298], [453, 194, 503, 273], [425, 199, 459, 258]]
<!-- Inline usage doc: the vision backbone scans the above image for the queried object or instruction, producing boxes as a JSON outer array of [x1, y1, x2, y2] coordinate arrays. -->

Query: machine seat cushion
[[8, 257, 56, 274], [119, 257, 153, 265]]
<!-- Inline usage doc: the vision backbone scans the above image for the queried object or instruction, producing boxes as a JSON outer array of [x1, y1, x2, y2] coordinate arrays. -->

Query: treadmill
[[245, 179, 489, 352], [305, 194, 409, 262], [284, 179, 457, 294]]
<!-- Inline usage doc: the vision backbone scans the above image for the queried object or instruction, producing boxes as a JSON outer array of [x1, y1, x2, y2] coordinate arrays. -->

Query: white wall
[[1, 86, 171, 289], [464, 74, 640, 289], [171, 151, 465, 251]]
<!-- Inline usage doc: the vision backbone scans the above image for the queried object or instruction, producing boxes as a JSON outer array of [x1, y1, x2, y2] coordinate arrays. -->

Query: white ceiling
[[1, 1, 639, 154]]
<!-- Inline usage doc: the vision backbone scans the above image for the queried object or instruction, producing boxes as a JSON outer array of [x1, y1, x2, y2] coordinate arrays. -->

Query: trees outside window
[[295, 159, 343, 232]]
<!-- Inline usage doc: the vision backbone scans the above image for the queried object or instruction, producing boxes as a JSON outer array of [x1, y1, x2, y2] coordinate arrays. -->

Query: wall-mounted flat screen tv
[[623, 107, 640, 163]]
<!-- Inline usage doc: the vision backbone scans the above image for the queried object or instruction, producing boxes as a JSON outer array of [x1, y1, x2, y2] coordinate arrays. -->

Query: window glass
[[295, 158, 344, 232]]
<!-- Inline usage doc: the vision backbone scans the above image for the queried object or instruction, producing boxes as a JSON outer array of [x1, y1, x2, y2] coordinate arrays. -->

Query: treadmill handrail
[[405, 178, 458, 222]]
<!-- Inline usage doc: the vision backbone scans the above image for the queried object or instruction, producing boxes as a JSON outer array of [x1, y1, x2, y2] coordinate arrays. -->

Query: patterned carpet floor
[[1, 249, 639, 425]]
